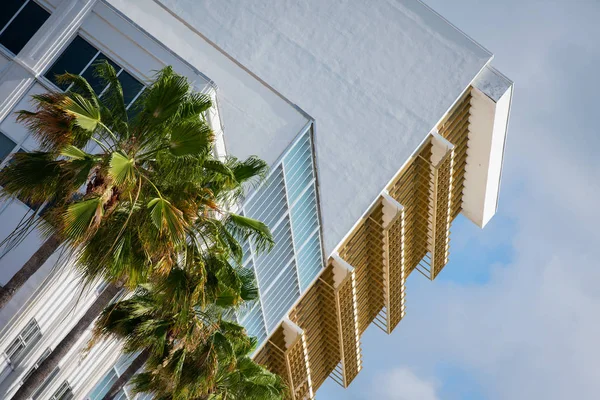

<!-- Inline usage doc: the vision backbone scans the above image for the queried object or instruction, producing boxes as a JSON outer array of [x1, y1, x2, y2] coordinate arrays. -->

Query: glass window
[[0, 0, 50, 55], [3, 318, 41, 367], [45, 35, 145, 107], [0, 132, 17, 163], [0, 0, 26, 30], [118, 71, 144, 106], [21, 347, 51, 383], [87, 354, 137, 400], [126, 89, 145, 121], [238, 127, 322, 341], [32, 366, 60, 400], [44, 36, 98, 90], [87, 368, 117, 400], [50, 380, 74, 400], [81, 54, 119, 95]]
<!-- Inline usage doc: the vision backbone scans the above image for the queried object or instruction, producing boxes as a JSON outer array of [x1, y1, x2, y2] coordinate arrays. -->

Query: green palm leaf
[[61, 92, 101, 132], [226, 214, 274, 253], [147, 197, 186, 243], [169, 120, 213, 157], [203, 159, 235, 180], [238, 268, 258, 302], [60, 145, 96, 161], [109, 152, 136, 185], [231, 156, 269, 185], [63, 197, 103, 240], [56, 72, 100, 105], [141, 67, 189, 125]]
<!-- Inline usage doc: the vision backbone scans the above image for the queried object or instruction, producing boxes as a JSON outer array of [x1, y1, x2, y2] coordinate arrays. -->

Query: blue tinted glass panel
[[296, 232, 323, 291], [241, 240, 252, 266], [0, 1, 50, 55], [289, 185, 319, 247], [0, 0, 26, 30], [81, 54, 119, 95], [240, 302, 267, 343], [284, 134, 313, 203], [118, 70, 144, 106], [45, 35, 145, 108], [261, 261, 300, 331], [45, 36, 98, 89], [245, 167, 286, 230], [238, 126, 322, 344], [0, 132, 17, 162], [87, 368, 117, 400], [254, 216, 294, 291]]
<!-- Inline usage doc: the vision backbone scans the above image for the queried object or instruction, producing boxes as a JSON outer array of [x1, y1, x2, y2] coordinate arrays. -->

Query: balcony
[[254, 90, 474, 398]]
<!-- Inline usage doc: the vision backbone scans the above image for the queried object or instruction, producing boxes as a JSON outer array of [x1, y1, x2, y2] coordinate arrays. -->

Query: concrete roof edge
[[150, 0, 315, 124], [416, 0, 493, 58]]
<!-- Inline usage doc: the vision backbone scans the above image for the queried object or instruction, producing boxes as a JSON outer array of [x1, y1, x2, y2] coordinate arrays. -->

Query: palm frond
[[147, 197, 186, 244], [56, 72, 100, 106], [60, 92, 102, 133], [15, 93, 76, 151], [60, 145, 96, 161], [62, 197, 103, 241], [0, 152, 75, 206], [109, 151, 137, 186], [203, 159, 235, 180], [238, 267, 259, 302], [168, 120, 213, 157], [177, 92, 212, 121], [93, 60, 128, 134], [231, 156, 269, 186], [225, 213, 274, 254], [139, 66, 189, 126]]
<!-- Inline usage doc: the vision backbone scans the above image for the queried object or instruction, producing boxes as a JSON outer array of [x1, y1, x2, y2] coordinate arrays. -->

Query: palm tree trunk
[[11, 283, 121, 400], [101, 349, 150, 400], [0, 233, 61, 310]]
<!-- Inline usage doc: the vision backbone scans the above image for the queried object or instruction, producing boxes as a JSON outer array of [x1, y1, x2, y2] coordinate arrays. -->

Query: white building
[[0, 0, 512, 399]]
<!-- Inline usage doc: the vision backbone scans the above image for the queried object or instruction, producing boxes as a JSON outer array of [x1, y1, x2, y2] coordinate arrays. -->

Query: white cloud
[[372, 367, 439, 400]]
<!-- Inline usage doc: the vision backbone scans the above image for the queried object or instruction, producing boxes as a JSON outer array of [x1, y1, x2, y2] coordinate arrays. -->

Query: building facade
[[0, 0, 512, 399]]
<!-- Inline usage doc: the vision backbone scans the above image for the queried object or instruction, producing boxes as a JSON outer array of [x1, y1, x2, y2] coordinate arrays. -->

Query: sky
[[318, 0, 600, 399]]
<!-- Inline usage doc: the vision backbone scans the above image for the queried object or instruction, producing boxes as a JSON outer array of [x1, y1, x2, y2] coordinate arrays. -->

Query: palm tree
[[93, 260, 284, 400], [6, 64, 272, 400], [0, 64, 270, 308], [133, 329, 285, 400]]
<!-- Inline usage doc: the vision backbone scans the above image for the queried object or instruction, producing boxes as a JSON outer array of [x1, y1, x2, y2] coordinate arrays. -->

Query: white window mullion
[[0, 0, 31, 37]]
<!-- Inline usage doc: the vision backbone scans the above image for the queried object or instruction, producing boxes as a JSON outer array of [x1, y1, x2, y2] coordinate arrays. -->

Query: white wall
[[151, 0, 493, 256]]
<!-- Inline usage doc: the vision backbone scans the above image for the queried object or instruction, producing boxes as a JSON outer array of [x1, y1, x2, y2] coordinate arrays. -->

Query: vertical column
[[380, 192, 406, 333], [203, 85, 227, 160], [330, 254, 362, 387], [281, 319, 314, 399], [0, 0, 98, 121], [429, 132, 454, 279]]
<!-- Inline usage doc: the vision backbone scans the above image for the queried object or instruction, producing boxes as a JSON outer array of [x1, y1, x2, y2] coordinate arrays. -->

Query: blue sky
[[319, 0, 600, 399]]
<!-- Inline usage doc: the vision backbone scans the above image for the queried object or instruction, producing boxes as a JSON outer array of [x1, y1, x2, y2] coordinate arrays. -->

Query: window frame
[[86, 354, 137, 400], [21, 347, 51, 384], [0, 130, 20, 165], [39, 32, 147, 110], [3, 318, 42, 368], [0, 0, 52, 58], [50, 380, 74, 400]]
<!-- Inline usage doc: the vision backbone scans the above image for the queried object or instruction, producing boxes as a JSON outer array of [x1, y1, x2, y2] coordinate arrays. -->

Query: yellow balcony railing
[[255, 89, 473, 399]]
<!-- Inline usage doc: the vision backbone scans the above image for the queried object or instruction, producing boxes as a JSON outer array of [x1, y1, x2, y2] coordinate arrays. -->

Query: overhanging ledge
[[462, 65, 513, 227]]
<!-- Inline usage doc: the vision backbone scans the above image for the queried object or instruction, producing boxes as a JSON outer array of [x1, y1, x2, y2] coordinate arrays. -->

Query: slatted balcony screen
[[255, 89, 474, 399]]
